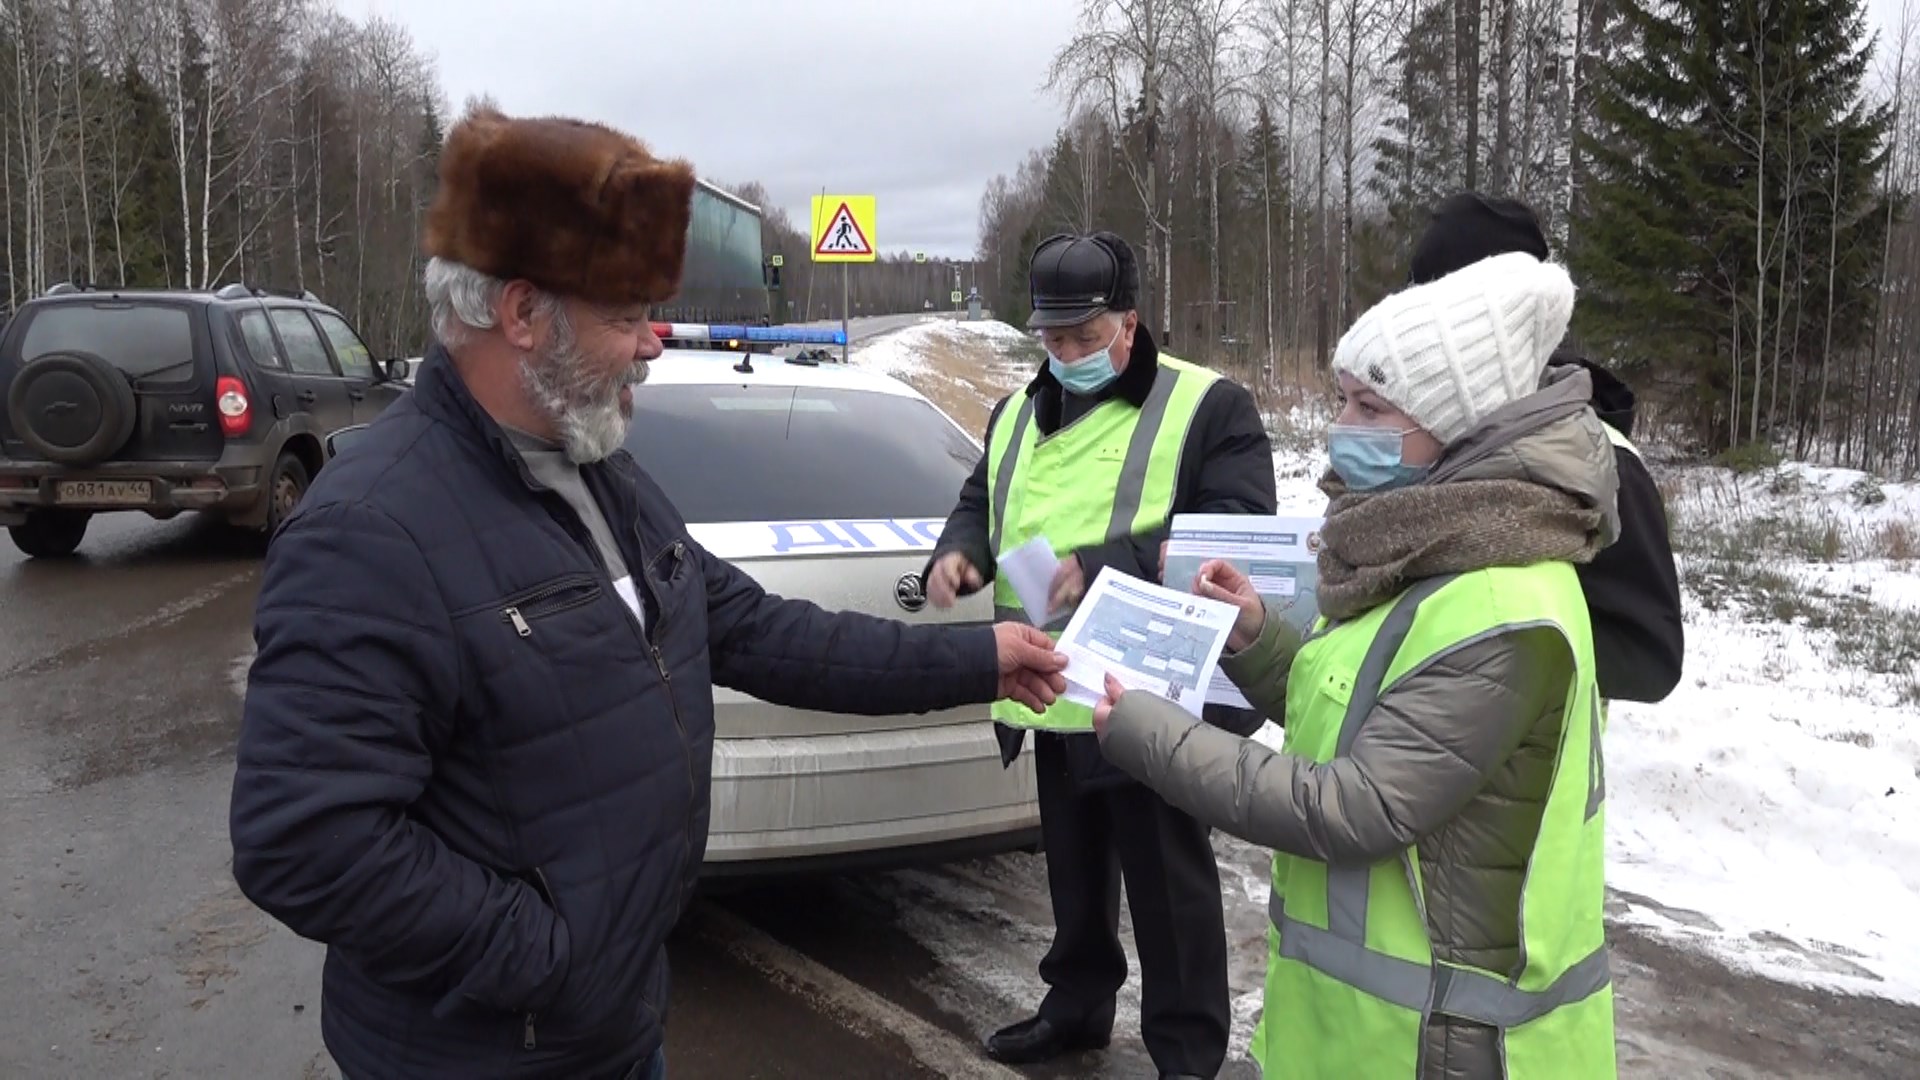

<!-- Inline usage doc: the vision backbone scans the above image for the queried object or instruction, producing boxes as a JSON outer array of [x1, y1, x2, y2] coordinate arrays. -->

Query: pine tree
[[1236, 101, 1289, 372], [112, 62, 183, 289], [1370, 0, 1464, 280], [1574, 0, 1888, 449], [1039, 129, 1084, 234], [417, 96, 445, 197]]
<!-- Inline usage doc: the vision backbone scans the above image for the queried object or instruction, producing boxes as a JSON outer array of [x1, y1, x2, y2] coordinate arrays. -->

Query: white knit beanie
[[1331, 250, 1576, 445]]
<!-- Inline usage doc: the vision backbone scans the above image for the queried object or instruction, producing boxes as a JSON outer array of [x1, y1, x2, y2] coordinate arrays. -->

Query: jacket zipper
[[640, 533, 699, 890], [501, 585, 598, 638], [524, 867, 557, 1050], [486, 573, 600, 639]]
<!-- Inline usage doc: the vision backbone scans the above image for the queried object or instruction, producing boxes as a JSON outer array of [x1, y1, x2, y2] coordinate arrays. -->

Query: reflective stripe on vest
[[984, 355, 1219, 730], [1265, 898, 1613, 1027], [1253, 566, 1615, 1079], [1603, 422, 1641, 460]]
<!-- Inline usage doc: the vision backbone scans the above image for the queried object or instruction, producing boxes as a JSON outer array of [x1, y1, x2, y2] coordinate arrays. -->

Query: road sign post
[[811, 194, 877, 364]]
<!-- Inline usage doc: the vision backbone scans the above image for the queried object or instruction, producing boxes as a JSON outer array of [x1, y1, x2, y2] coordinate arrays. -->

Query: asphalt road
[[4, 313, 1917, 1079]]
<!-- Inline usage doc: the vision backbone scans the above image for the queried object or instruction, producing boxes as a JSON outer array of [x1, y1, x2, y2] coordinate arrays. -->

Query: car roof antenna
[[731, 339, 753, 374]]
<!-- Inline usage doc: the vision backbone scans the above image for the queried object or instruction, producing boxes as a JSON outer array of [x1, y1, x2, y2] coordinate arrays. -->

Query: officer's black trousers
[[1032, 732, 1232, 1077]]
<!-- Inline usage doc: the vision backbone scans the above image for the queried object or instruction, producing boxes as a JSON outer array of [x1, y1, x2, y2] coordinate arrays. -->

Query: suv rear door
[[264, 306, 356, 436], [1, 297, 223, 463]]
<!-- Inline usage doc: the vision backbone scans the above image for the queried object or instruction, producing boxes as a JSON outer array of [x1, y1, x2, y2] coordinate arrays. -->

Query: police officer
[[925, 231, 1276, 1078]]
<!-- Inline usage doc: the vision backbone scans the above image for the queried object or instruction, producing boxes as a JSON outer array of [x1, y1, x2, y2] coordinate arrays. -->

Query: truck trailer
[[658, 179, 771, 327]]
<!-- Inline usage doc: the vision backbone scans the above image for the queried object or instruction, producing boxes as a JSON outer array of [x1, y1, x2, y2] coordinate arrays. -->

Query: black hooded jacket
[[1549, 348, 1684, 703]]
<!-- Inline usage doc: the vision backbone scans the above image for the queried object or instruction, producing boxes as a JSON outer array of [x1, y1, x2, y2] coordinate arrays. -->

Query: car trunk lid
[[689, 519, 996, 738]]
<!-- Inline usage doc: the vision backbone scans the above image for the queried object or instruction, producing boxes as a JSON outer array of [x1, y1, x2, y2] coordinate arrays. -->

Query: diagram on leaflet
[[1058, 566, 1238, 720], [1075, 592, 1215, 705]]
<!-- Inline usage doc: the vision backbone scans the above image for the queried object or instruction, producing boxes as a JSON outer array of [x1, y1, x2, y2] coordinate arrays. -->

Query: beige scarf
[[1315, 467, 1606, 620]]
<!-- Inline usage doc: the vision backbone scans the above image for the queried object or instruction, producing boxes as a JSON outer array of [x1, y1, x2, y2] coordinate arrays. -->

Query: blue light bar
[[652, 322, 847, 347]]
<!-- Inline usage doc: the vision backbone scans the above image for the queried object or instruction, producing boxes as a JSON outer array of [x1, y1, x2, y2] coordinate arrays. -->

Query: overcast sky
[[340, 0, 1913, 260], [336, 0, 1079, 259]]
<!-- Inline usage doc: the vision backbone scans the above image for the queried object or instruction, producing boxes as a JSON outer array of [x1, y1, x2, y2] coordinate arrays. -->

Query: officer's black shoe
[[983, 1015, 1111, 1064]]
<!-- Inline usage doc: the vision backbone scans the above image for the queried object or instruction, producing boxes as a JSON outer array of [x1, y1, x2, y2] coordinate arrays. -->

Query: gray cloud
[[338, 0, 1080, 256]]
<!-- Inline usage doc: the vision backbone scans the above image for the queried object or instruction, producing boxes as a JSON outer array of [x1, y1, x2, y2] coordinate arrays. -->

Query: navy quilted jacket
[[229, 346, 1000, 1079]]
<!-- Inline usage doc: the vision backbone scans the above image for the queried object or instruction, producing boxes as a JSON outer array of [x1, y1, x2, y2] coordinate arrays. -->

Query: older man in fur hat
[[228, 106, 1068, 1080]]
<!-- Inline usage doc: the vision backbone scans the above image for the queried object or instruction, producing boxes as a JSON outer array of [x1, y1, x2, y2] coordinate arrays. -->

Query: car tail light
[[216, 376, 252, 436]]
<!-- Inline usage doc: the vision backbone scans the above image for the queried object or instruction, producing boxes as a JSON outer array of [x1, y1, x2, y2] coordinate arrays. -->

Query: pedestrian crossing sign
[[811, 195, 877, 263]]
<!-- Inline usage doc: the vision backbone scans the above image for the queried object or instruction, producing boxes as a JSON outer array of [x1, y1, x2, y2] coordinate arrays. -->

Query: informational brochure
[[1162, 513, 1325, 708], [996, 535, 1065, 625], [1056, 566, 1238, 720]]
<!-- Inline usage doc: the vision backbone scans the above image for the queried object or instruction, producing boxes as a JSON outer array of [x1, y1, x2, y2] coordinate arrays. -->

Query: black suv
[[0, 282, 409, 557]]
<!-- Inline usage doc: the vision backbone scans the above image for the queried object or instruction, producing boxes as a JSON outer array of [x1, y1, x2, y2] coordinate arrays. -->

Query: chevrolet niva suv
[[0, 282, 409, 557]]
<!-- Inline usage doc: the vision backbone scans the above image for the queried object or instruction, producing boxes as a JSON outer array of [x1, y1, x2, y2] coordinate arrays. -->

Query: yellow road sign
[[811, 195, 877, 263], [769, 254, 784, 267], [914, 252, 927, 263]]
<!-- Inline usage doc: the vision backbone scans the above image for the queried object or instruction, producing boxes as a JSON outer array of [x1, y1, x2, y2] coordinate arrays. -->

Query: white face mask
[[1045, 321, 1123, 394]]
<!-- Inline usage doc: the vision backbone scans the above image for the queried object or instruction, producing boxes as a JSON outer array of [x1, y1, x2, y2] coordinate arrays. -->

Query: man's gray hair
[[423, 257, 566, 348]]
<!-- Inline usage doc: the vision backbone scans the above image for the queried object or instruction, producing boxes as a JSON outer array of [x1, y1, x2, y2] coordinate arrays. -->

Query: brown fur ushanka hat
[[423, 106, 697, 307]]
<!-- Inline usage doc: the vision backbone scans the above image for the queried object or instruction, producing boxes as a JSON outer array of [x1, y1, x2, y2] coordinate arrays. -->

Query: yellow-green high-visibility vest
[[985, 353, 1220, 732], [1602, 423, 1642, 460], [1252, 564, 1615, 1078]]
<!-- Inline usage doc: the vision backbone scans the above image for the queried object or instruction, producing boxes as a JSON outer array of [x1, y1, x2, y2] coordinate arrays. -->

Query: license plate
[[55, 479, 153, 505]]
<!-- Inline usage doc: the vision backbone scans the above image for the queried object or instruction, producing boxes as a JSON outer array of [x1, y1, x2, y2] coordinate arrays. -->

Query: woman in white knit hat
[[1090, 250, 1622, 1079]]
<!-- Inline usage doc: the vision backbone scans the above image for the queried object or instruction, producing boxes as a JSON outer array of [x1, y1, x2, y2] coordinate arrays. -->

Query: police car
[[334, 323, 1042, 876]]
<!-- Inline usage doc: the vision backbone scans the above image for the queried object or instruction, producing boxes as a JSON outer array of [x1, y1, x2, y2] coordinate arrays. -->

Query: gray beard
[[518, 314, 647, 464]]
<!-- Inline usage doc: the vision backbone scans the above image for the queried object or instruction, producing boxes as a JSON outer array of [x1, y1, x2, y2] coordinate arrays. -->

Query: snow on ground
[[849, 318, 1041, 433], [1605, 460, 1920, 1003], [860, 317, 1920, 1006], [850, 317, 1031, 382], [847, 322, 938, 380]]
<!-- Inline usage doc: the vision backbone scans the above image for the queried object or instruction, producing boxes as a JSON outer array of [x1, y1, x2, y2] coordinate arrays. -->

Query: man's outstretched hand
[[927, 552, 984, 609], [993, 623, 1070, 712]]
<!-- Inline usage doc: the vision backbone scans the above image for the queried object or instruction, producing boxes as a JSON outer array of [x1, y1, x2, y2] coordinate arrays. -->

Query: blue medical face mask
[[1328, 424, 1430, 492], [1046, 323, 1123, 394]]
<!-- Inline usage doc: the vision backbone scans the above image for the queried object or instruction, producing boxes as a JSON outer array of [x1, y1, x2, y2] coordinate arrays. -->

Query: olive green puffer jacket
[[1100, 376, 1619, 1079]]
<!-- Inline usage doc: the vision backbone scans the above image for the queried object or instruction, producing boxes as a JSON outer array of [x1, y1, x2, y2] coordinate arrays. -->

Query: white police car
[[640, 325, 1039, 875]]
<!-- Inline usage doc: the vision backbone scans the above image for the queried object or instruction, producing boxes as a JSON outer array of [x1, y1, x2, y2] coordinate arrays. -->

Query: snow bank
[[850, 318, 1030, 381], [848, 321, 937, 379]]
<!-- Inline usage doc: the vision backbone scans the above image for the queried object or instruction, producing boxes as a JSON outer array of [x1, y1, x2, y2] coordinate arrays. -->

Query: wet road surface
[[4, 480, 1919, 1078]]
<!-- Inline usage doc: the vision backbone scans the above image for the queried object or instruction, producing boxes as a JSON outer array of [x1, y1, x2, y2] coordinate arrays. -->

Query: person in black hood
[[1407, 191, 1684, 704]]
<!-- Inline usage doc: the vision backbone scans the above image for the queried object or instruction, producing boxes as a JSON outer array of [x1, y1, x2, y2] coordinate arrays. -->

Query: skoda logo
[[895, 572, 928, 613]]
